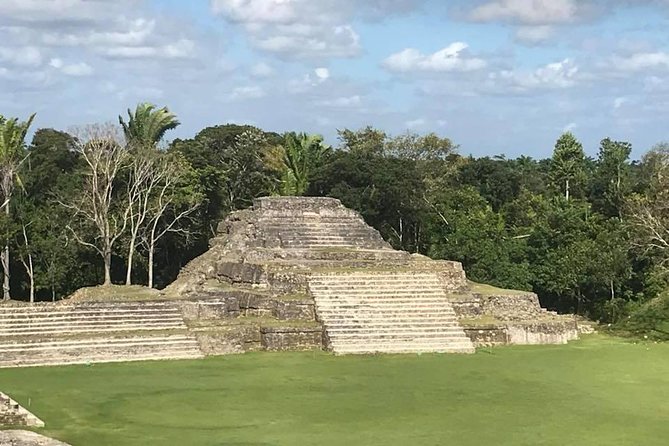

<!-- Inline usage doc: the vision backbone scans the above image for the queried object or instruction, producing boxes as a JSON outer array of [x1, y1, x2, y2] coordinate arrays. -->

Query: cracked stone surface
[[0, 430, 70, 446]]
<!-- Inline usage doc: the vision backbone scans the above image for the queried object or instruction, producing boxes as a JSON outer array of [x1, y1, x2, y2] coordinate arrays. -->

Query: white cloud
[[253, 24, 360, 59], [514, 25, 554, 44], [0, 46, 42, 67], [383, 42, 487, 73], [41, 19, 156, 47], [210, 0, 416, 59], [250, 61, 275, 77], [230, 85, 266, 100], [405, 118, 426, 129], [211, 0, 299, 24], [613, 97, 628, 109], [488, 58, 580, 91], [470, 0, 581, 25], [102, 39, 195, 59], [0, 0, 138, 24], [612, 51, 669, 72], [315, 67, 330, 80], [49, 58, 93, 76], [319, 95, 362, 108]]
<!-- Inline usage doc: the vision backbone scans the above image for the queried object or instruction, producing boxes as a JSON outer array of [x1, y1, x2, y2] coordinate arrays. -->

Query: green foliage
[[119, 103, 180, 148], [615, 292, 669, 340], [280, 132, 330, 196], [590, 138, 632, 217], [550, 132, 586, 200]]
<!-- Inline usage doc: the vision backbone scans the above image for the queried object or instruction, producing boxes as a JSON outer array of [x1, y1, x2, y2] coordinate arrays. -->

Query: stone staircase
[[260, 218, 383, 249], [0, 302, 203, 368], [309, 272, 475, 354]]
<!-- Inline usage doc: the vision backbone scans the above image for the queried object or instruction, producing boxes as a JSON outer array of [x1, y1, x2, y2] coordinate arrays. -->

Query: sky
[[1, 0, 669, 159]]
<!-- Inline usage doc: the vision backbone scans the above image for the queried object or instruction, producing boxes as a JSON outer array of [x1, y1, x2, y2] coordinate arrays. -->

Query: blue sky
[[1, 0, 669, 159]]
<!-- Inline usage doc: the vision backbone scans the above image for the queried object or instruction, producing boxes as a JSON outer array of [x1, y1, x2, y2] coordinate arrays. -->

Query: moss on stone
[[458, 316, 503, 327], [468, 281, 531, 296], [66, 285, 166, 302]]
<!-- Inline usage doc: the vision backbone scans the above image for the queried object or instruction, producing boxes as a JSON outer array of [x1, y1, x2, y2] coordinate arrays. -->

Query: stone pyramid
[[168, 196, 579, 354]]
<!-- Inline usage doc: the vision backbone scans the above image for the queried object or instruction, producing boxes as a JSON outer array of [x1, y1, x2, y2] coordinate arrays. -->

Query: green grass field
[[1, 336, 668, 446]]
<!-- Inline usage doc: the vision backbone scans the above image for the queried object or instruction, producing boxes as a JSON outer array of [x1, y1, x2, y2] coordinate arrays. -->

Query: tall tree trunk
[[28, 254, 34, 303], [610, 279, 616, 322], [565, 178, 570, 201], [148, 221, 158, 289], [148, 242, 155, 289], [125, 233, 137, 286], [103, 249, 112, 286], [2, 204, 10, 301]]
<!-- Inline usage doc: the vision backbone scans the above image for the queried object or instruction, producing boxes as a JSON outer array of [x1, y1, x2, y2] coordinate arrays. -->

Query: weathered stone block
[[260, 327, 323, 351], [464, 327, 508, 347], [506, 321, 578, 345], [217, 262, 267, 284], [273, 300, 315, 320], [194, 326, 261, 355], [480, 293, 542, 321], [450, 299, 484, 318]]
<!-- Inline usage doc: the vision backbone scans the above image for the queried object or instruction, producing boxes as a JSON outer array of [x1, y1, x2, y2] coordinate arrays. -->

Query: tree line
[[0, 105, 667, 324]]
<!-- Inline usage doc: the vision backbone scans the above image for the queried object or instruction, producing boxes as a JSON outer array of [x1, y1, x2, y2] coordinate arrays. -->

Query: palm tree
[[282, 132, 330, 196], [0, 113, 35, 300], [119, 103, 180, 285], [119, 103, 180, 149]]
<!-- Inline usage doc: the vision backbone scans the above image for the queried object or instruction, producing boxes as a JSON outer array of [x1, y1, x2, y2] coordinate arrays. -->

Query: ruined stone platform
[[0, 196, 579, 367], [167, 196, 578, 354]]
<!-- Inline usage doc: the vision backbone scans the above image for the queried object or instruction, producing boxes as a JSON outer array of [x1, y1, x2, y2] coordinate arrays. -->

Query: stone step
[[310, 281, 443, 287], [309, 271, 441, 287], [0, 307, 183, 317], [277, 229, 373, 235], [311, 292, 447, 299], [0, 335, 198, 352], [0, 324, 187, 337], [282, 240, 360, 246], [317, 312, 458, 320], [332, 345, 475, 355], [310, 289, 445, 295], [325, 324, 464, 336], [0, 314, 184, 324], [280, 235, 374, 241], [0, 313, 183, 322], [310, 277, 443, 284], [315, 302, 457, 309], [266, 220, 370, 225], [0, 349, 203, 368], [329, 336, 471, 344]]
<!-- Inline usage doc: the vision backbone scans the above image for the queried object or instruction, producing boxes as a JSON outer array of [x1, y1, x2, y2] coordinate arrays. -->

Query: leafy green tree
[[550, 132, 586, 200], [426, 185, 532, 290], [591, 138, 632, 217], [0, 113, 35, 300], [119, 103, 180, 149], [280, 132, 330, 196], [338, 127, 386, 155]]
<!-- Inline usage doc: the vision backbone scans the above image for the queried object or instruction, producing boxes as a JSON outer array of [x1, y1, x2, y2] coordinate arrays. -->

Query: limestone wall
[[451, 292, 544, 321]]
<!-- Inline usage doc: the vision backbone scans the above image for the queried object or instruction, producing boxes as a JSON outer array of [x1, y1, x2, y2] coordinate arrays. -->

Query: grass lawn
[[1, 335, 668, 446]]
